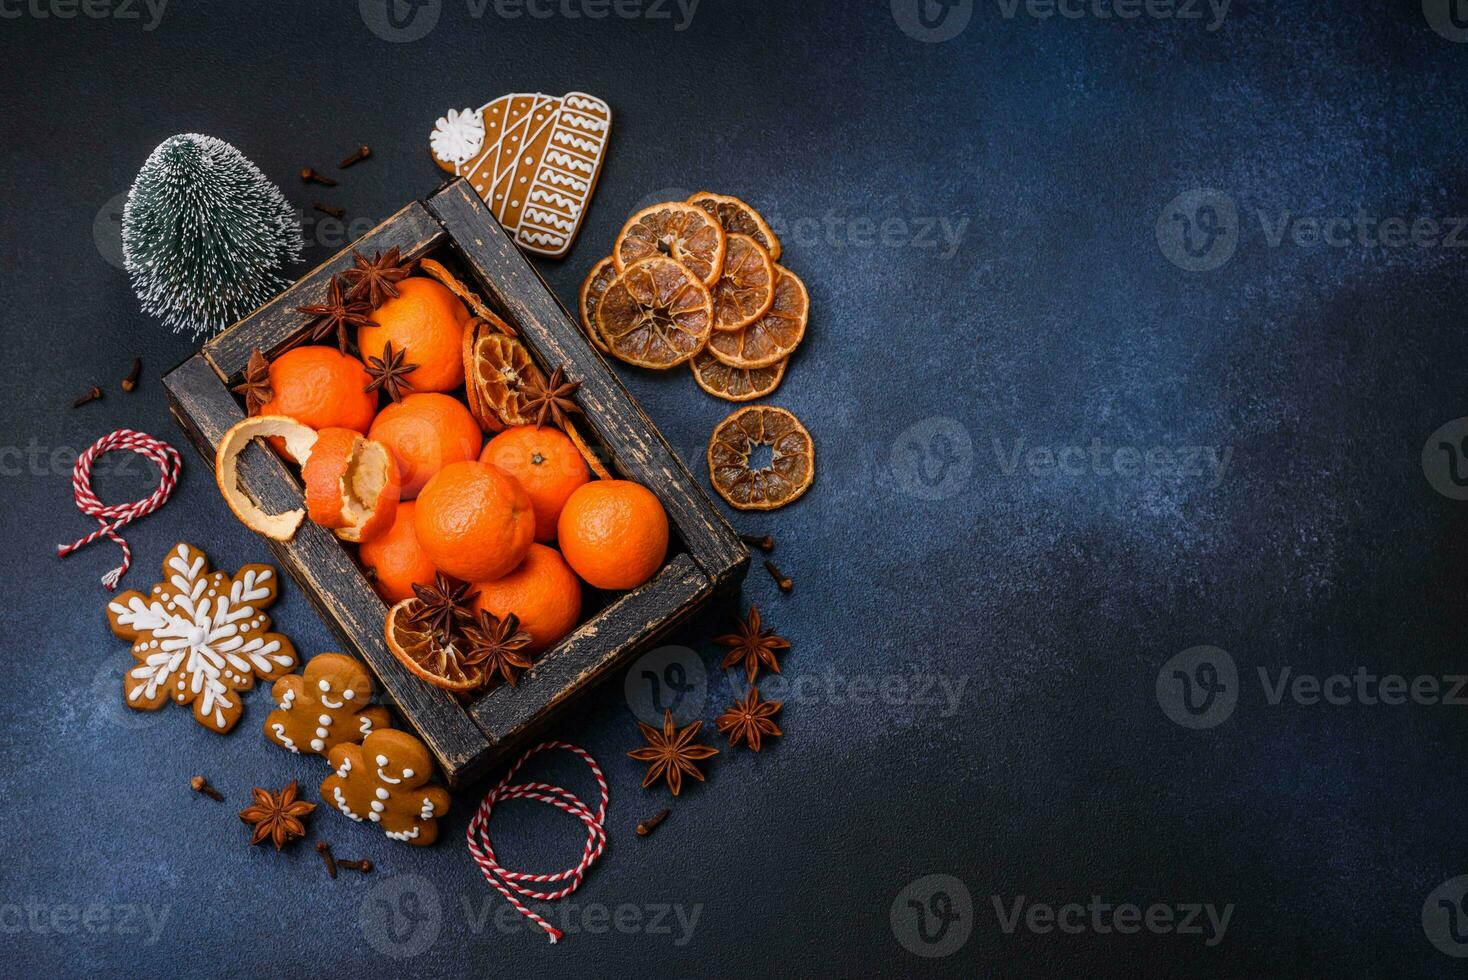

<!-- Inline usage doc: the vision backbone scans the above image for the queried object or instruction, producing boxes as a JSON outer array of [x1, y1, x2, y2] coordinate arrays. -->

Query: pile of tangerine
[[215, 253, 668, 692]]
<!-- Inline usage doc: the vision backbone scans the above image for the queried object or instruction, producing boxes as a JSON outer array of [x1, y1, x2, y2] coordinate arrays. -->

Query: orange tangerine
[[479, 425, 590, 543], [301, 427, 400, 543], [258, 346, 377, 459], [557, 480, 668, 590], [414, 461, 534, 582], [357, 277, 470, 393], [471, 544, 583, 654], [359, 501, 439, 604], [368, 393, 484, 499]]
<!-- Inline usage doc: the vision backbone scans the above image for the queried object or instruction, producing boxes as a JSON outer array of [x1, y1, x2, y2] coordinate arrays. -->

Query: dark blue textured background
[[3, 0, 1467, 974]]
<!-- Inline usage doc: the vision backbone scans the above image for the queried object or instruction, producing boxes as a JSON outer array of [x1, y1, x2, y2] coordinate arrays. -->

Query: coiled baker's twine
[[56, 429, 182, 590], [465, 741, 609, 944]]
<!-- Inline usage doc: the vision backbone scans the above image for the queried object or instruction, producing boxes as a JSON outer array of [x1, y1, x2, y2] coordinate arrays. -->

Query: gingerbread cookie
[[322, 729, 450, 845], [264, 653, 391, 756], [105, 543, 297, 733], [430, 92, 612, 258]]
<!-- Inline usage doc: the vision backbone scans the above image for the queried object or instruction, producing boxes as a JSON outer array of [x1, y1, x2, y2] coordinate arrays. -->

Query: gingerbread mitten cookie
[[322, 729, 450, 845], [105, 543, 297, 733], [264, 653, 390, 756], [430, 91, 612, 258]]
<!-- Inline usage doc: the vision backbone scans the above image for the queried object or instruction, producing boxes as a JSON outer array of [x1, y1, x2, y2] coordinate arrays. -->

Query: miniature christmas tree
[[122, 134, 303, 337]]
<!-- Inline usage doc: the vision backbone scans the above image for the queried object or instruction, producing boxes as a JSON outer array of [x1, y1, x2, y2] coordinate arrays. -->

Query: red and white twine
[[56, 429, 182, 590], [466, 741, 609, 944]]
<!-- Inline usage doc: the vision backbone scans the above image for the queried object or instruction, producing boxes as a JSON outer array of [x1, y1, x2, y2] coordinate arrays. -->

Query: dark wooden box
[[163, 179, 747, 786]]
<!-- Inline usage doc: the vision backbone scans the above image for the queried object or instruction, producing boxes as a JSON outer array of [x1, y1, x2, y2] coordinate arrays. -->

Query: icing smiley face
[[263, 653, 390, 758], [321, 729, 450, 846]]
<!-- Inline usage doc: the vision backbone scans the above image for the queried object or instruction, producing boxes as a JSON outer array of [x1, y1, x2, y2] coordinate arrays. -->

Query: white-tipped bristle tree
[[122, 134, 303, 337]]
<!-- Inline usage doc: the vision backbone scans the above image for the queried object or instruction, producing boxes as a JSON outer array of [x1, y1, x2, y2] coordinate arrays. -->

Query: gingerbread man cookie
[[264, 653, 391, 757], [430, 91, 612, 258], [105, 543, 297, 733], [322, 729, 450, 845]]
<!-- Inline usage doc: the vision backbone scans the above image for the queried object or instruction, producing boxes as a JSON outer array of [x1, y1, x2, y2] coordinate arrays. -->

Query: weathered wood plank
[[425, 180, 748, 590], [162, 353, 492, 784], [468, 553, 709, 754], [202, 202, 447, 383]]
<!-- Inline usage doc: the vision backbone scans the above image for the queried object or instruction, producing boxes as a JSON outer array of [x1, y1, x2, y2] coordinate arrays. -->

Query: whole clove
[[121, 358, 142, 393], [763, 558, 793, 594], [300, 167, 337, 187], [338, 145, 372, 169], [72, 385, 103, 408]]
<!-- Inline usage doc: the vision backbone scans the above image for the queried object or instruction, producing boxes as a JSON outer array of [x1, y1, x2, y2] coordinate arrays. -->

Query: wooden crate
[[163, 179, 748, 786]]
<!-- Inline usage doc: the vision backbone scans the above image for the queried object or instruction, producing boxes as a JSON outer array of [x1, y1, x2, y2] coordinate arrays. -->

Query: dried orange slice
[[578, 256, 616, 354], [690, 348, 787, 403], [613, 202, 727, 286], [595, 256, 713, 369], [707, 406, 814, 510], [706, 266, 808, 369], [463, 319, 547, 431], [711, 234, 776, 332], [385, 600, 484, 693], [214, 415, 319, 541], [688, 191, 782, 261]]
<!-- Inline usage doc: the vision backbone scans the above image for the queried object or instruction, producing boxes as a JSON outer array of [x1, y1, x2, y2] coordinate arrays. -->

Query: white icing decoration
[[376, 768, 402, 785], [112, 546, 291, 725], [342, 689, 356, 701], [317, 714, 331, 725], [359, 715, 374, 734], [317, 679, 330, 692], [332, 785, 363, 821], [419, 797, 435, 820], [320, 695, 343, 709], [370, 801, 385, 813], [270, 723, 299, 754], [310, 738, 325, 751], [386, 827, 421, 842], [431, 107, 485, 167]]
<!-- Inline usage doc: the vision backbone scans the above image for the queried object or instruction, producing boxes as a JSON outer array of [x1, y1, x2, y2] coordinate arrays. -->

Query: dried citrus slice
[[706, 265, 808, 369], [463, 319, 547, 431], [385, 600, 485, 693], [595, 256, 713, 369], [711, 234, 776, 332], [690, 348, 787, 403], [214, 415, 319, 541], [707, 406, 814, 510], [578, 256, 616, 354], [688, 192, 782, 261], [613, 202, 727, 286]]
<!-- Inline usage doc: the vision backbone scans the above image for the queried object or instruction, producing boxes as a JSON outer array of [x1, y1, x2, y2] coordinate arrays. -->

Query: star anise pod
[[238, 780, 316, 851], [407, 574, 480, 643], [232, 348, 273, 415], [521, 364, 583, 430], [715, 686, 783, 751], [628, 709, 719, 796], [715, 605, 791, 684], [341, 247, 412, 308], [460, 609, 534, 687], [364, 340, 419, 402], [297, 275, 377, 353]]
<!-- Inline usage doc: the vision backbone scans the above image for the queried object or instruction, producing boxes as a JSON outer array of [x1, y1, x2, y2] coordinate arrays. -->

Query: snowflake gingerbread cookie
[[322, 729, 450, 846], [429, 91, 612, 258], [105, 543, 297, 733], [264, 653, 391, 757]]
